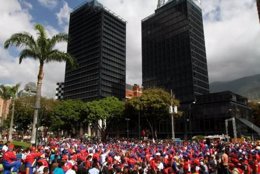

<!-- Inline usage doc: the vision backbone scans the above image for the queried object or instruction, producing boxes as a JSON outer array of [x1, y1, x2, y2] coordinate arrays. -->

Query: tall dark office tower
[[142, 0, 209, 103], [257, 0, 260, 23], [64, 0, 126, 101]]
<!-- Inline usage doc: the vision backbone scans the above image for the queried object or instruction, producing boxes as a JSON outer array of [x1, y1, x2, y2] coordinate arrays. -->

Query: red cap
[[8, 144, 14, 149]]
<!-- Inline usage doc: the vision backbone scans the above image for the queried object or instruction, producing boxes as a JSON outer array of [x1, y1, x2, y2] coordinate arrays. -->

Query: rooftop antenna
[[157, 0, 165, 8]]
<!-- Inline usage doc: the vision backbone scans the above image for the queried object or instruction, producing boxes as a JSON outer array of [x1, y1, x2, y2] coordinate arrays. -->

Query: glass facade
[[192, 91, 252, 137], [64, 1, 126, 101], [142, 0, 209, 103]]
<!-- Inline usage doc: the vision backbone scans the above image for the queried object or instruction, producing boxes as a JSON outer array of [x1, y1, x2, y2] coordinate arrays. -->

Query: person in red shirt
[[25, 146, 42, 174], [3, 144, 21, 174], [85, 155, 92, 170], [150, 153, 163, 173]]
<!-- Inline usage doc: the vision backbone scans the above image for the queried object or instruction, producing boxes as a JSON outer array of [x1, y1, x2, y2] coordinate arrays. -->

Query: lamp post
[[169, 90, 177, 141], [185, 117, 189, 140], [188, 101, 196, 139], [125, 118, 130, 139], [169, 105, 178, 141]]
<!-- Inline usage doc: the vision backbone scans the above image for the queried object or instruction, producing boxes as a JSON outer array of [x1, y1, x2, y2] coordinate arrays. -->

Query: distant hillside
[[210, 74, 260, 100]]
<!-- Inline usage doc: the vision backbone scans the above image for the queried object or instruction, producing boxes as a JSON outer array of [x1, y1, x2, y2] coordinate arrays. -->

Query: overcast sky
[[0, 0, 259, 98]]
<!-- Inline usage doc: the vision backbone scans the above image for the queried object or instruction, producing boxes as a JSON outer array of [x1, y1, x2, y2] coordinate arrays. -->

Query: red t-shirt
[[3, 151, 16, 163]]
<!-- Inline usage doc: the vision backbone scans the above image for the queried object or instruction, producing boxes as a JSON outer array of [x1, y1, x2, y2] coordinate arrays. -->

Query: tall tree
[[8, 84, 20, 141], [0, 85, 19, 125], [4, 24, 75, 144], [0, 84, 20, 140], [51, 100, 84, 136], [0, 85, 12, 125], [92, 97, 124, 140], [126, 88, 180, 139], [12, 96, 34, 136], [11, 96, 57, 139]]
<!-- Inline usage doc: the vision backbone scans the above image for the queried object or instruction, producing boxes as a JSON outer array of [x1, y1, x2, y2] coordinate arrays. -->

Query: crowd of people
[[0, 137, 260, 174]]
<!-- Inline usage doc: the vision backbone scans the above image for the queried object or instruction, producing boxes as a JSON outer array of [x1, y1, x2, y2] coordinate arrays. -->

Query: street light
[[169, 90, 177, 141], [125, 118, 130, 139], [186, 101, 196, 139]]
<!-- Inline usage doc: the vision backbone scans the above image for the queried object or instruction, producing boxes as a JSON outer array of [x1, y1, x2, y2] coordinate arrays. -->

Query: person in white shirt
[[88, 162, 100, 174], [2, 143, 8, 152], [65, 168, 76, 174], [36, 162, 45, 174]]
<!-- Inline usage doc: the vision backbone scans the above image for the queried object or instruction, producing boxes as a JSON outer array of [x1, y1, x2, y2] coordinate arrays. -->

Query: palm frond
[[4, 32, 36, 49], [19, 49, 40, 64], [10, 83, 20, 98], [46, 34, 68, 53], [35, 24, 47, 40], [51, 33, 68, 44], [47, 50, 76, 68], [35, 24, 48, 57], [0, 85, 13, 100]]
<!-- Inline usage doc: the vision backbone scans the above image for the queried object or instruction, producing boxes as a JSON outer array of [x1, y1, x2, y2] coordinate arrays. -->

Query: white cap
[[156, 152, 161, 156]]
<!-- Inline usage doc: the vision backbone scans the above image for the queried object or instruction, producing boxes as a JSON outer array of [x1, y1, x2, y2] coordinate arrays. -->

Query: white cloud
[[0, 0, 34, 43], [0, 0, 67, 98], [202, 0, 260, 82], [0, 44, 40, 97], [56, 2, 72, 26], [20, 0, 33, 10], [37, 0, 58, 9]]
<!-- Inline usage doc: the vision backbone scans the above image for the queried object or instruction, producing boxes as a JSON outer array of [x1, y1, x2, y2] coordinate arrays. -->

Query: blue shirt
[[53, 167, 65, 174]]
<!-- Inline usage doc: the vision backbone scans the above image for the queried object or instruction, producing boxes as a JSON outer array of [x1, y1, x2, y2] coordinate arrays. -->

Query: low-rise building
[[125, 84, 142, 99]]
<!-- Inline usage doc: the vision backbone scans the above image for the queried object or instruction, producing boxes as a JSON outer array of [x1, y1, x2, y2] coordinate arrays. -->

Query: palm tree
[[0, 84, 20, 140], [4, 24, 75, 144], [8, 84, 20, 141], [0, 85, 13, 124]]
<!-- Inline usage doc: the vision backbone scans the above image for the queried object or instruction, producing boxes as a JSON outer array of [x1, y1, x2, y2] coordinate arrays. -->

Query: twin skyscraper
[[63, 0, 209, 104]]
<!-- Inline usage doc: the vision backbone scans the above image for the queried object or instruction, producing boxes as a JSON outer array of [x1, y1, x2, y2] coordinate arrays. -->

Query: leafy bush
[[12, 141, 31, 148]]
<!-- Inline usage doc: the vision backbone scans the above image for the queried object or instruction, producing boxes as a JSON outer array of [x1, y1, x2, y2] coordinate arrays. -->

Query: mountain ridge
[[210, 74, 260, 100]]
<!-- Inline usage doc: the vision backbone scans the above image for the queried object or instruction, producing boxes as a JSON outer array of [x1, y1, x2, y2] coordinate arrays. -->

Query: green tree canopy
[[127, 88, 179, 115], [0, 84, 20, 132], [126, 88, 180, 138], [51, 100, 84, 131], [12, 96, 34, 133], [0, 84, 20, 100], [11, 96, 58, 134]]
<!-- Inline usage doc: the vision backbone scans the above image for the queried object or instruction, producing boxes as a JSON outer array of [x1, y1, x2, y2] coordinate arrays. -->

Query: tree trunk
[[79, 122, 83, 137], [146, 118, 154, 139], [31, 63, 44, 145], [8, 99, 15, 141], [1, 99, 8, 126]]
